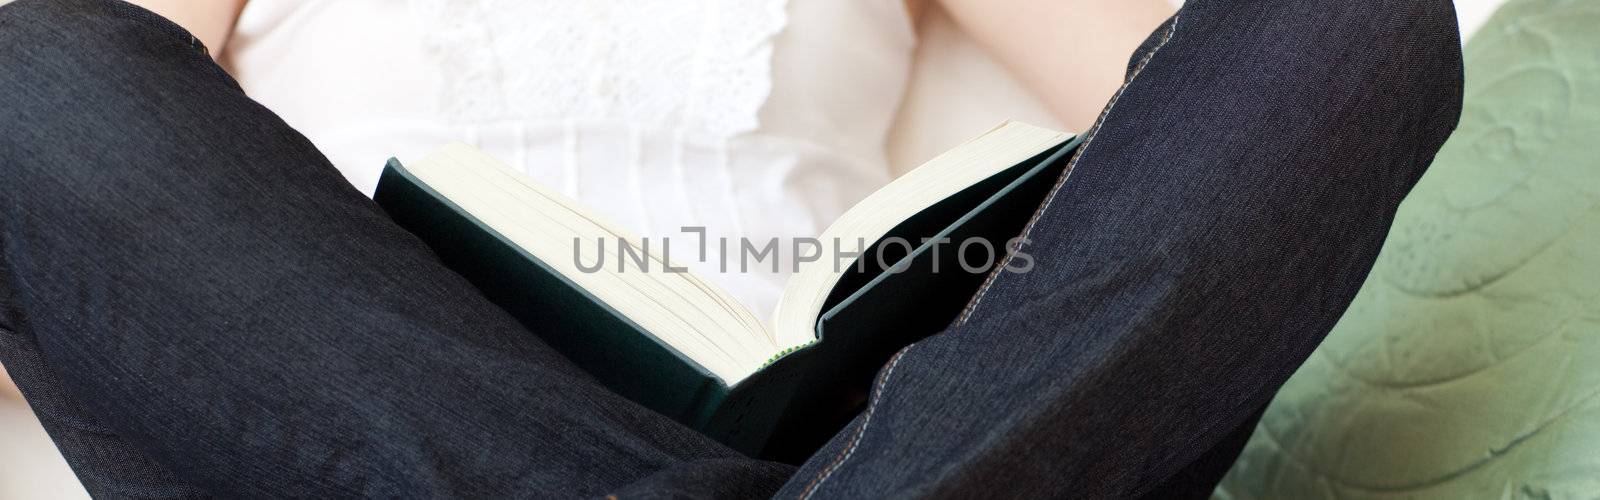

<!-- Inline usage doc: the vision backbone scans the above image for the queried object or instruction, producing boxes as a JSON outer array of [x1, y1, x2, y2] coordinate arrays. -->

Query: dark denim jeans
[[0, 0, 1461, 497]]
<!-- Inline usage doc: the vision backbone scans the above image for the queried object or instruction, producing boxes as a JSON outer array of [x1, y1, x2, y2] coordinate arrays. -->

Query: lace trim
[[408, 0, 790, 140]]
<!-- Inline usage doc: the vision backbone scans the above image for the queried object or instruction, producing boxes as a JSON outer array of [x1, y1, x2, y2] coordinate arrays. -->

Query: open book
[[375, 121, 1080, 460]]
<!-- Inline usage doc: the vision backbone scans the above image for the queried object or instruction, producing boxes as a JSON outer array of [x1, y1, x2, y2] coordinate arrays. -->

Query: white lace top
[[224, 0, 918, 322]]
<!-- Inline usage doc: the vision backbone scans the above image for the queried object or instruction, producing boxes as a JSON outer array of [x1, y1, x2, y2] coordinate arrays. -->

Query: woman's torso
[[224, 0, 918, 321]]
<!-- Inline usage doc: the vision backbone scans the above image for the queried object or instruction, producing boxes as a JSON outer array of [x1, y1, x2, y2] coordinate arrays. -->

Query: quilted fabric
[[1215, 0, 1600, 498]]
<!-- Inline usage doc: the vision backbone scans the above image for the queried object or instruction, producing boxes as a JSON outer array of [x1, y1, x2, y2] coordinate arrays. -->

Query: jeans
[[0, 0, 1461, 497]]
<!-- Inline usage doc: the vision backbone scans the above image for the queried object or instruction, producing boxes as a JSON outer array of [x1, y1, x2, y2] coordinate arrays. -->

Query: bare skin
[[0, 364, 19, 401], [919, 0, 1177, 130]]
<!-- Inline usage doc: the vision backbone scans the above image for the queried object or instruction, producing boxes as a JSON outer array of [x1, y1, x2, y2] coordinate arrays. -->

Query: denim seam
[[798, 345, 913, 499], [956, 12, 1183, 327], [102, 0, 232, 83]]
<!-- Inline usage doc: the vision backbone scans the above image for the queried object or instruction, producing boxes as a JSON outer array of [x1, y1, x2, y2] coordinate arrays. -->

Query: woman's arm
[[124, 0, 248, 57], [927, 0, 1176, 131]]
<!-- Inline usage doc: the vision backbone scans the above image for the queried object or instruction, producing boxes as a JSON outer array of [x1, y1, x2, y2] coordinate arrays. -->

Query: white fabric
[[223, 0, 918, 322]]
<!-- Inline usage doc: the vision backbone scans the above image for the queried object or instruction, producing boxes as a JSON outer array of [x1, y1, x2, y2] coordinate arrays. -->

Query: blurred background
[[5, 0, 1581, 498]]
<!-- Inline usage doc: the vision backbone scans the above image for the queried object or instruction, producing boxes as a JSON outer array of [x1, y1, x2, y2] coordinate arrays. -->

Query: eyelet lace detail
[[408, 0, 790, 140]]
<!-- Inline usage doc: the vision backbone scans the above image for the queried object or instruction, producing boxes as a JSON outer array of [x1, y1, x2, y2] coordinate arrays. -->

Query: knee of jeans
[[0, 0, 212, 85], [0, 0, 229, 169]]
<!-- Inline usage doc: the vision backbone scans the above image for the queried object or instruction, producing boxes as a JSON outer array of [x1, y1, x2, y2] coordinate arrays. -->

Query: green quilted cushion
[[1216, 0, 1600, 498]]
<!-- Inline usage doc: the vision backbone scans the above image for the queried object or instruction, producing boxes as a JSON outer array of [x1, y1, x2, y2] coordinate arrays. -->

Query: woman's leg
[[0, 0, 790, 497], [781, 1, 1464, 498]]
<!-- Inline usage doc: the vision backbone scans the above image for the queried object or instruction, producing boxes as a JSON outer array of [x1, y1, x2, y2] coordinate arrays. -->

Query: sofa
[[1216, 0, 1598, 497]]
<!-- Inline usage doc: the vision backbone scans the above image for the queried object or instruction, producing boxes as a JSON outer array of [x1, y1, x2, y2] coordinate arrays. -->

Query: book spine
[[698, 350, 813, 460]]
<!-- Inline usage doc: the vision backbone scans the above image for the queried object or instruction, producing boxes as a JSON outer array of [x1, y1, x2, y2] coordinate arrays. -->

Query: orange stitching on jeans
[[797, 346, 912, 499], [956, 12, 1183, 328]]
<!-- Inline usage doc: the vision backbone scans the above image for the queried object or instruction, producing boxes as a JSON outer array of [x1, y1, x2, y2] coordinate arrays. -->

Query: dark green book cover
[[374, 136, 1081, 462]]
